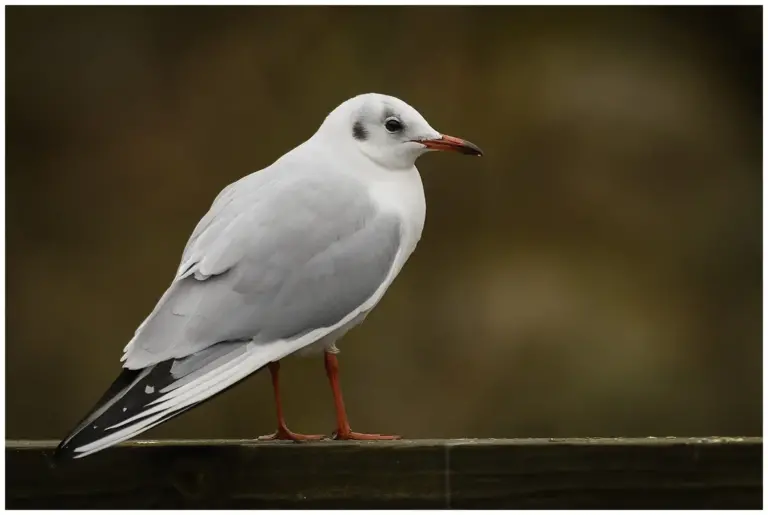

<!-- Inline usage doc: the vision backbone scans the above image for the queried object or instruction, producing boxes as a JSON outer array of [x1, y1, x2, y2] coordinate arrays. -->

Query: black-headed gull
[[56, 93, 483, 459]]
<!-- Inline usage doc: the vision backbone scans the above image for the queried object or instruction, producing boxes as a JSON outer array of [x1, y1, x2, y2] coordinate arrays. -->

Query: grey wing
[[121, 170, 402, 369]]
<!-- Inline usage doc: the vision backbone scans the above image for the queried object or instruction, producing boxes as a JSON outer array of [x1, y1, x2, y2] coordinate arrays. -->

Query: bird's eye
[[384, 117, 403, 133]]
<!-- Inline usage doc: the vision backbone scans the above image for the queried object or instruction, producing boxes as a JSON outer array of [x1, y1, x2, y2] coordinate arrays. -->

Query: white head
[[315, 93, 483, 171]]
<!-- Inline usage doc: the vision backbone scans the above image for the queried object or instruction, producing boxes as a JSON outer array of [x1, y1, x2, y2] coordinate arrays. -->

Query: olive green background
[[6, 6, 761, 440]]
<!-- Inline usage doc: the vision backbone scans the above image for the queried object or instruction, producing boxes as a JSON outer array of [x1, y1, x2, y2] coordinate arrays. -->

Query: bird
[[55, 92, 483, 459]]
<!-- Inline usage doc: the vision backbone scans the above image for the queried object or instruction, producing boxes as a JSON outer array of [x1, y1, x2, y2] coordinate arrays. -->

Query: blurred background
[[6, 6, 762, 440]]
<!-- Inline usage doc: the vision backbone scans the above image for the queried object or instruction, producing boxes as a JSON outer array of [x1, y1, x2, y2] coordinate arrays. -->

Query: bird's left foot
[[258, 427, 325, 441], [332, 429, 401, 440]]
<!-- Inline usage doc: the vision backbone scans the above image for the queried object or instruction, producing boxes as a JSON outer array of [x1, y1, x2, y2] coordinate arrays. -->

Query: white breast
[[369, 166, 426, 258]]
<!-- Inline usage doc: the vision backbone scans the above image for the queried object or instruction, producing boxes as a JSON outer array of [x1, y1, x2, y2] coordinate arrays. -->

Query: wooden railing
[[5, 437, 762, 509]]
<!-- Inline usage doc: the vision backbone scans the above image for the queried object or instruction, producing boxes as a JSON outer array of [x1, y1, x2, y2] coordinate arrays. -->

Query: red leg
[[258, 361, 324, 441], [324, 352, 400, 440]]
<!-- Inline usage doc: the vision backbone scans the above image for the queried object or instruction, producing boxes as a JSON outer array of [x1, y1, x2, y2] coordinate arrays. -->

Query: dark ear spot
[[352, 120, 368, 141]]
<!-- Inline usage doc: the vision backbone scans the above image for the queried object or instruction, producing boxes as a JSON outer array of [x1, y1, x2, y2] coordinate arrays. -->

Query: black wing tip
[[52, 440, 77, 463], [53, 358, 205, 461], [54, 418, 112, 462], [52, 430, 94, 464], [54, 346, 270, 460], [52, 366, 155, 462]]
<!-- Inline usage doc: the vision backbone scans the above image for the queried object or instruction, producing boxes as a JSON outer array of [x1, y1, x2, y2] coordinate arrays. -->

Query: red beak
[[416, 134, 484, 156]]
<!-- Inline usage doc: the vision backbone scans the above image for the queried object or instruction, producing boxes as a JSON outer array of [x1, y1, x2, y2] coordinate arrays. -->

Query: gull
[[55, 93, 483, 459]]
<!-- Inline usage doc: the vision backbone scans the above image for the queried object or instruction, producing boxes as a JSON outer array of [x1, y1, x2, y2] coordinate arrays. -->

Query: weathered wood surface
[[5, 437, 762, 509]]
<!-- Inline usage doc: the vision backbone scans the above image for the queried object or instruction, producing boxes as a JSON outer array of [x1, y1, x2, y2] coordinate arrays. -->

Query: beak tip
[[464, 143, 484, 157]]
